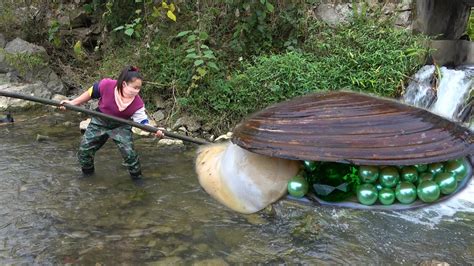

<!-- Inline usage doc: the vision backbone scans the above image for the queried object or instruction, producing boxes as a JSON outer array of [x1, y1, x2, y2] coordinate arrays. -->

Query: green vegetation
[[186, 18, 426, 129], [467, 8, 474, 40], [0, 1, 428, 133]]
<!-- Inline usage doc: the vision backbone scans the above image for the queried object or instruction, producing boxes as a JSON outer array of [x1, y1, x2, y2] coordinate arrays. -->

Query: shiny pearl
[[378, 188, 395, 205], [395, 181, 417, 204], [359, 165, 379, 183], [417, 180, 440, 203], [357, 184, 378, 205], [379, 167, 400, 188], [434, 172, 458, 195], [417, 172, 434, 185], [414, 164, 428, 173], [303, 160, 318, 172], [288, 175, 309, 198], [428, 163, 444, 175], [401, 166, 418, 183], [444, 158, 469, 181]]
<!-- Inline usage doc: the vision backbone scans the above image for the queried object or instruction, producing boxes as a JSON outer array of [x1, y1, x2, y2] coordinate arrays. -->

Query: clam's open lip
[[285, 156, 473, 211], [231, 91, 473, 166]]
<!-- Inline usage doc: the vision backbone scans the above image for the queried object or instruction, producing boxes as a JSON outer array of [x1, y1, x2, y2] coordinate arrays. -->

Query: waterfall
[[403, 65, 473, 125]]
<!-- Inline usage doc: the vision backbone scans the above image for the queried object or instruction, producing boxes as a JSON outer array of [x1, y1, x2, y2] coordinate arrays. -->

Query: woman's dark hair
[[117, 65, 142, 96]]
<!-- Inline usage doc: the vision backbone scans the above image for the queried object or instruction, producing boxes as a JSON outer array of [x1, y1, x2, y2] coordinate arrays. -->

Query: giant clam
[[196, 91, 473, 213]]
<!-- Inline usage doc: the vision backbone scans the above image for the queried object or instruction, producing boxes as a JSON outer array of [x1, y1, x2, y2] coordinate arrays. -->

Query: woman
[[61, 66, 164, 180]]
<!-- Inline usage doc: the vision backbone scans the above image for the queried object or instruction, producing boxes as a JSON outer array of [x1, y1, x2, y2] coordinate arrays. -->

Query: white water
[[396, 65, 474, 226], [402, 65, 436, 109], [431, 67, 472, 119]]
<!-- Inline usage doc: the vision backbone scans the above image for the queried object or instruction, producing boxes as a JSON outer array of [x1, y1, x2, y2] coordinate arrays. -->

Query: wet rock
[[193, 258, 229, 266], [132, 127, 151, 136], [157, 139, 184, 146], [0, 82, 51, 110], [4, 38, 47, 57], [63, 121, 73, 127], [152, 110, 165, 122], [36, 134, 50, 142], [79, 118, 91, 131], [173, 116, 201, 132]]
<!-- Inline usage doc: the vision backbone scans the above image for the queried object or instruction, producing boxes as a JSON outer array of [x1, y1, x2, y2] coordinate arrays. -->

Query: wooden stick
[[0, 90, 209, 145]]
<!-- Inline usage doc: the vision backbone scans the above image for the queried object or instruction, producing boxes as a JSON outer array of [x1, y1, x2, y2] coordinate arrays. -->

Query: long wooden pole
[[0, 90, 209, 145]]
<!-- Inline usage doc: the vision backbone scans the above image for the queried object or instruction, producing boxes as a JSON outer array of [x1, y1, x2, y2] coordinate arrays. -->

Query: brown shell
[[231, 91, 474, 165]]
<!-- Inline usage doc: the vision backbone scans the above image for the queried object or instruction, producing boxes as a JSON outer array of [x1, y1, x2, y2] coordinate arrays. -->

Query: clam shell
[[232, 91, 473, 165]]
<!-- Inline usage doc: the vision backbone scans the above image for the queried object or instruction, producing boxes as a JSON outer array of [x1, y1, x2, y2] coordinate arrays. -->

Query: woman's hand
[[59, 100, 75, 111], [154, 128, 165, 138]]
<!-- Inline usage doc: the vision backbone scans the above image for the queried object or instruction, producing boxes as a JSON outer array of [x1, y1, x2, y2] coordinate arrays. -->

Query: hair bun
[[130, 66, 140, 72]]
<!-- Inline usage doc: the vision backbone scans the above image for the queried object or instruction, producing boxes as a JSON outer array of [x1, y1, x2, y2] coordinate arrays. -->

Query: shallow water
[[0, 111, 472, 264]]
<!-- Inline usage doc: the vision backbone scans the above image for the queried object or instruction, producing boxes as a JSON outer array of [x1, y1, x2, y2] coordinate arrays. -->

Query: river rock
[[3, 38, 64, 94], [158, 139, 184, 146], [36, 134, 50, 142], [0, 82, 51, 110], [173, 116, 201, 132], [152, 110, 165, 122], [79, 118, 91, 131], [4, 38, 47, 57]]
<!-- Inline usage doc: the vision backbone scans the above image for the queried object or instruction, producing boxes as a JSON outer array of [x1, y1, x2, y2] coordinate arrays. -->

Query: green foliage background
[[0, 0, 428, 133]]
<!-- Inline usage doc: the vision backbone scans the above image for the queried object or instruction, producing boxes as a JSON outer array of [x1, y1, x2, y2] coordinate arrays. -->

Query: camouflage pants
[[78, 116, 141, 175]]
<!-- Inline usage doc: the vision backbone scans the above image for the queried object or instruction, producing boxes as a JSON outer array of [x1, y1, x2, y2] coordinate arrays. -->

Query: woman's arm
[[65, 89, 92, 106]]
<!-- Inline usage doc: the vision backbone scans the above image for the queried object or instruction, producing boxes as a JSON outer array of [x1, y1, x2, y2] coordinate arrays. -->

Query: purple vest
[[97, 78, 144, 119]]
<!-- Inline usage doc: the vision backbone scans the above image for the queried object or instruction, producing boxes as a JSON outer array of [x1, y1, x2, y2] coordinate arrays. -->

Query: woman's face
[[124, 78, 142, 91]]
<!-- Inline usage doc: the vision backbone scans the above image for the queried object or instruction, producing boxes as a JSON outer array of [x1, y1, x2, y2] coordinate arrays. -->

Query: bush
[[187, 18, 427, 131]]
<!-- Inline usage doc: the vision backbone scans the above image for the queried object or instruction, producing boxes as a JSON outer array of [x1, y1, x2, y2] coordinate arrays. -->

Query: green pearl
[[287, 175, 309, 198], [395, 181, 417, 204], [357, 183, 378, 205], [378, 188, 395, 205], [401, 166, 418, 183], [444, 158, 469, 181], [417, 180, 440, 203], [379, 167, 400, 188], [359, 165, 379, 183], [303, 160, 318, 172], [434, 172, 458, 195], [417, 172, 434, 185], [414, 164, 428, 173], [375, 183, 383, 191], [428, 163, 444, 175]]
